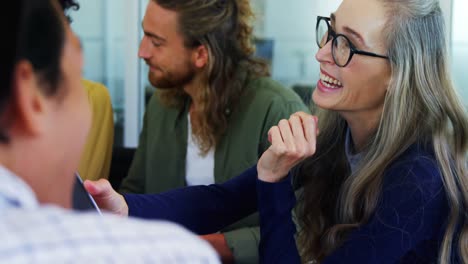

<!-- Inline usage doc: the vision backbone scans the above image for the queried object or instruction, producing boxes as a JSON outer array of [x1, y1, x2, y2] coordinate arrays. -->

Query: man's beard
[[147, 63, 196, 89]]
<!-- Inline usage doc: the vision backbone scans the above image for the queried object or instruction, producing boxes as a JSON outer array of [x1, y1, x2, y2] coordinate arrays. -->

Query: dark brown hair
[[0, 0, 65, 143], [58, 0, 80, 22]]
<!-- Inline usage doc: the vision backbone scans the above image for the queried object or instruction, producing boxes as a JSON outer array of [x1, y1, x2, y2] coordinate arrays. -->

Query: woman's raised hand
[[257, 112, 318, 183]]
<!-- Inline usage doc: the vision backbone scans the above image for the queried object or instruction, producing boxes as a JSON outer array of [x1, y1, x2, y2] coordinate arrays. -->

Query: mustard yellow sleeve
[[78, 79, 114, 181]]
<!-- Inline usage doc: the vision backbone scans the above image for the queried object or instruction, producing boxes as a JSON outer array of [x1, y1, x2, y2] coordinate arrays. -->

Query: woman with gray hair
[[87, 0, 467, 262]]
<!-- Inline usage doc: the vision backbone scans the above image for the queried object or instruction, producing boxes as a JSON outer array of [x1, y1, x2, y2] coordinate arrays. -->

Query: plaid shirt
[[0, 166, 220, 264]]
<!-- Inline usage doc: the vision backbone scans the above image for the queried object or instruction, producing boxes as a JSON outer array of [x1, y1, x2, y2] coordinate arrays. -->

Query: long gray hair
[[296, 0, 468, 263]]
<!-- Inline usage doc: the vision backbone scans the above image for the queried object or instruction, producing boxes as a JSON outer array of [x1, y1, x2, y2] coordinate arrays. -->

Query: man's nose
[[138, 36, 151, 59]]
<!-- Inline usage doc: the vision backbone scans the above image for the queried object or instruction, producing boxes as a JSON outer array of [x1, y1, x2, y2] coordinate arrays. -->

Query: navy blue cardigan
[[124, 144, 452, 263]]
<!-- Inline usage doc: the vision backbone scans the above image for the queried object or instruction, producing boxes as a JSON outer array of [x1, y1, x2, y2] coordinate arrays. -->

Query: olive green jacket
[[120, 76, 309, 264]]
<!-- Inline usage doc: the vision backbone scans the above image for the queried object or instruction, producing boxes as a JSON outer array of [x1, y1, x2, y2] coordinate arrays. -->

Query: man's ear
[[9, 60, 47, 138], [192, 45, 209, 69]]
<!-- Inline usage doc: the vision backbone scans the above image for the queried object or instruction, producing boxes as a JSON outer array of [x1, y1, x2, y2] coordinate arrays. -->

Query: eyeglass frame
[[316, 16, 389, 67]]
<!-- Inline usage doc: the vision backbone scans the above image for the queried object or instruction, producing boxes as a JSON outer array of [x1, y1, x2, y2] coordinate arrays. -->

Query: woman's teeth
[[320, 73, 343, 89]]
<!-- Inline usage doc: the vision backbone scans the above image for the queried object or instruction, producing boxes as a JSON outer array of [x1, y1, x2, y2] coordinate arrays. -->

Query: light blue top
[[0, 165, 220, 264]]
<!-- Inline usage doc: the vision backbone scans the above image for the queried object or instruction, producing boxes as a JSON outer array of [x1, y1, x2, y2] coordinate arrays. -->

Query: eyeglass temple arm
[[354, 50, 388, 59]]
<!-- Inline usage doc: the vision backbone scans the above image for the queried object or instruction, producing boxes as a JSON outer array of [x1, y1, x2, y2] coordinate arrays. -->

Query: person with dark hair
[[118, 1, 308, 262], [0, 0, 219, 262], [58, 0, 79, 22]]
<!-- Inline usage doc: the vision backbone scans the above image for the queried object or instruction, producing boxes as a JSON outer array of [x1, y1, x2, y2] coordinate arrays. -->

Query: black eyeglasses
[[316, 16, 389, 67]]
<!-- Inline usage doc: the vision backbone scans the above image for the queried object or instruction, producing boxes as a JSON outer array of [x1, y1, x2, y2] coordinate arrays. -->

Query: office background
[[71, 0, 468, 147]]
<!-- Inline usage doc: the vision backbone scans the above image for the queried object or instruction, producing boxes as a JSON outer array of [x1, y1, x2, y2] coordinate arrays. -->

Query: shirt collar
[[0, 165, 39, 209], [345, 129, 364, 173]]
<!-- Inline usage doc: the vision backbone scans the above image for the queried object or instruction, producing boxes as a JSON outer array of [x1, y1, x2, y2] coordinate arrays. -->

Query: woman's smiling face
[[313, 0, 391, 120]]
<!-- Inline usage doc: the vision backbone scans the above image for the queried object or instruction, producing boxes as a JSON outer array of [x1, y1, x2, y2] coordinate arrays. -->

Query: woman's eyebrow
[[343, 26, 367, 48], [330, 13, 368, 48]]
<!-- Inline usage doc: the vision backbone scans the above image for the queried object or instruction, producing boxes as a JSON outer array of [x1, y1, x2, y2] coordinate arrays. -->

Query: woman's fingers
[[258, 114, 319, 183], [290, 115, 306, 139], [84, 179, 129, 216], [268, 125, 284, 150], [269, 114, 318, 158], [295, 114, 317, 154], [292, 112, 319, 134], [278, 119, 295, 152], [288, 115, 308, 157]]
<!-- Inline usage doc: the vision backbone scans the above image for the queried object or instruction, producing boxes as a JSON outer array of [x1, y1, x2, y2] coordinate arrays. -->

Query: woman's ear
[[192, 45, 209, 69], [9, 60, 48, 138]]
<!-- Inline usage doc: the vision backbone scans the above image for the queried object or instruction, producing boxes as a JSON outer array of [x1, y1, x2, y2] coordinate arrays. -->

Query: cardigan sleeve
[[124, 165, 258, 235], [257, 173, 301, 264]]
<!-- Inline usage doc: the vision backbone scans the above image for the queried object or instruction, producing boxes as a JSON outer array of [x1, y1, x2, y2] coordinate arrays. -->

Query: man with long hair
[[119, 0, 308, 262], [0, 0, 218, 262]]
